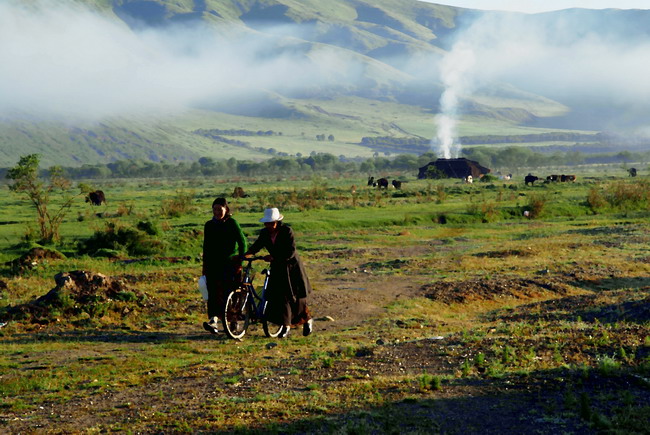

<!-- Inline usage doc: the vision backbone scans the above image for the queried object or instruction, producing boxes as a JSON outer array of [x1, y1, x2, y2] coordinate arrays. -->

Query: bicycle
[[222, 257, 283, 340]]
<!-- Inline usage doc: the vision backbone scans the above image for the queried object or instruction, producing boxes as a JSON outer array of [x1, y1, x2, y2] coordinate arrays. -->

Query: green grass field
[[1, 169, 649, 432]]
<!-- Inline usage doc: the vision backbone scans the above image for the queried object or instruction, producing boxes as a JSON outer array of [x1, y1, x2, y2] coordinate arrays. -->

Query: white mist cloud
[[459, 13, 650, 102], [0, 1, 373, 121]]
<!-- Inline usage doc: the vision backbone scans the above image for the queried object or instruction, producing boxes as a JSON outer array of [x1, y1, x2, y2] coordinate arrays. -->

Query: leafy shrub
[[424, 166, 448, 179], [113, 291, 137, 302], [93, 248, 122, 258], [78, 222, 166, 257], [480, 174, 498, 182], [136, 220, 159, 236]]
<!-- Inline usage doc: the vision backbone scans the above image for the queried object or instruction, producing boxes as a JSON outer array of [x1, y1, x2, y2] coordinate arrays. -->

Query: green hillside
[[1, 0, 647, 167]]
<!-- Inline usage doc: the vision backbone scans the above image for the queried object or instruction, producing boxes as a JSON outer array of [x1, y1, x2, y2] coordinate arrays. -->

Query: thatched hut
[[418, 158, 491, 179]]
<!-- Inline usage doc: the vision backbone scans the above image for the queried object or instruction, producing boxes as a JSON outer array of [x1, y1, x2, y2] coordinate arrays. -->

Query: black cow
[[232, 186, 248, 198], [628, 168, 637, 177], [524, 175, 539, 186], [376, 178, 389, 189], [546, 174, 560, 182], [367, 176, 375, 186], [85, 190, 106, 206], [391, 180, 402, 189], [560, 174, 576, 182]]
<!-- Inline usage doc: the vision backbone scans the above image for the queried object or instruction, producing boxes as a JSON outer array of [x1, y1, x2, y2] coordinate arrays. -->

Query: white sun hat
[[260, 207, 284, 223]]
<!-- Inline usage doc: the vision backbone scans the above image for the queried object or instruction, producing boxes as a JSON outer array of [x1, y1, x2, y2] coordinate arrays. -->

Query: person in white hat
[[245, 208, 313, 338]]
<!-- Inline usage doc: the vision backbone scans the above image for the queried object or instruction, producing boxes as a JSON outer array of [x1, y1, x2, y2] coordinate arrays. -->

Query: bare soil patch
[[421, 276, 569, 304]]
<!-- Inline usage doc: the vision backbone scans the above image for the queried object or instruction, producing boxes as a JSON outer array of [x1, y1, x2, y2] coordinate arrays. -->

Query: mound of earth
[[2, 270, 139, 324], [5, 247, 65, 274], [422, 276, 569, 304]]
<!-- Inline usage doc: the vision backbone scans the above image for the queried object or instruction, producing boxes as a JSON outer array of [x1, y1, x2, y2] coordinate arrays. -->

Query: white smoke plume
[[433, 42, 476, 159]]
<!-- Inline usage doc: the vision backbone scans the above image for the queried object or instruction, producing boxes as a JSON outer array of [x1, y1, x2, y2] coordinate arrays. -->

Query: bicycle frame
[[223, 256, 282, 339], [240, 258, 270, 321]]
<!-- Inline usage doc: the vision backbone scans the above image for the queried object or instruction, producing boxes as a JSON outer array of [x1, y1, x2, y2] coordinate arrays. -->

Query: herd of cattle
[[84, 167, 638, 206], [524, 174, 577, 186], [367, 176, 402, 189]]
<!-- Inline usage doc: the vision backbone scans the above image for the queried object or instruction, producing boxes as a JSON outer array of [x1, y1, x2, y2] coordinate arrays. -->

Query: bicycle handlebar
[[242, 256, 267, 262]]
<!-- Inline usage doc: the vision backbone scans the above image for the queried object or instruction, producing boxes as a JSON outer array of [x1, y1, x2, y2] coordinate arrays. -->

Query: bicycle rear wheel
[[261, 301, 283, 337], [263, 320, 283, 338], [223, 288, 250, 340]]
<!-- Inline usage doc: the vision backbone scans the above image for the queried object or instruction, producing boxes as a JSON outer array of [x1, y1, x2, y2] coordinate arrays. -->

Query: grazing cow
[[391, 180, 402, 190], [546, 175, 560, 182], [560, 174, 576, 182], [367, 176, 375, 187], [464, 175, 473, 184], [628, 167, 637, 177], [524, 174, 539, 186], [232, 186, 248, 198], [85, 190, 106, 206], [376, 178, 389, 189]]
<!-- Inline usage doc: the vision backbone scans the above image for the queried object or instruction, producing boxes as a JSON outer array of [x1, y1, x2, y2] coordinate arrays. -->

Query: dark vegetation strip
[[0, 146, 646, 181]]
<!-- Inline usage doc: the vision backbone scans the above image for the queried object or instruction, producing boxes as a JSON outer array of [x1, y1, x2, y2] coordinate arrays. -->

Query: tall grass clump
[[587, 181, 650, 213], [586, 186, 608, 213], [605, 181, 649, 210], [525, 194, 548, 218], [160, 190, 196, 218], [466, 200, 499, 222]]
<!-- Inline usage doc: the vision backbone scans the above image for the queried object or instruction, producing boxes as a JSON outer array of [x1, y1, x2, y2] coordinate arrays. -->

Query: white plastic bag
[[198, 275, 208, 301]]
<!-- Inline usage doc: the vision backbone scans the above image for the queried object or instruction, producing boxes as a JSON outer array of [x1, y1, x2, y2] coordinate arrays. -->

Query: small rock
[[266, 342, 278, 350], [376, 339, 386, 345]]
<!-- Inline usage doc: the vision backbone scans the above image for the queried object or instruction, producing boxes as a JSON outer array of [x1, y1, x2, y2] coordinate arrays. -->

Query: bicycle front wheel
[[223, 288, 250, 340]]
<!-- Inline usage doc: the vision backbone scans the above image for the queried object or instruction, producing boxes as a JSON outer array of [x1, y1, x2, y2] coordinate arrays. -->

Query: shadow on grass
[[1, 328, 231, 345], [484, 282, 650, 325], [570, 276, 650, 293], [208, 368, 648, 435]]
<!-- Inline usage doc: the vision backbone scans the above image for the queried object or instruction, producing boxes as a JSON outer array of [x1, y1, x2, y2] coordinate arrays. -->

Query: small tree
[[6, 154, 78, 243]]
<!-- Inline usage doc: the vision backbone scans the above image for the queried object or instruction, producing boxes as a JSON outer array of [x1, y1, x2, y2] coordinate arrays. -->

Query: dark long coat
[[248, 223, 312, 301], [202, 216, 247, 318], [247, 223, 312, 325]]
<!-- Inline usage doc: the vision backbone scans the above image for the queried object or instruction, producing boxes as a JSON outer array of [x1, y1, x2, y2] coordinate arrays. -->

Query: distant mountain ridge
[[2, 0, 649, 167]]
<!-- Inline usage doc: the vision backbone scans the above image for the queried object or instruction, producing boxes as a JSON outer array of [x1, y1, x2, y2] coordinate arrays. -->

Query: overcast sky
[[420, 0, 650, 13]]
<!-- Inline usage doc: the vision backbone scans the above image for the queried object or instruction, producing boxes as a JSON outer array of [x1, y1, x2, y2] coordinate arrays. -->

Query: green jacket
[[202, 216, 247, 275]]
